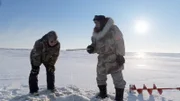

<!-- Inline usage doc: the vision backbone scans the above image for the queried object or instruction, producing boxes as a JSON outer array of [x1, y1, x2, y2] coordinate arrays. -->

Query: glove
[[86, 45, 94, 54], [116, 55, 125, 66]]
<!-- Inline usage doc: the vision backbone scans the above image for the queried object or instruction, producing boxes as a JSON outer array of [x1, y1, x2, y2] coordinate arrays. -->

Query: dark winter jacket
[[30, 32, 60, 66]]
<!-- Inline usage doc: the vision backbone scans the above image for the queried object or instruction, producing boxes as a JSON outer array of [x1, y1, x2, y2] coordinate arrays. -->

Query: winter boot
[[96, 85, 108, 99], [115, 88, 124, 101]]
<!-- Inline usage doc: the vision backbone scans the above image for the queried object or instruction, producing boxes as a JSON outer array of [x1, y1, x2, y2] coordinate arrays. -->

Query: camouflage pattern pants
[[96, 70, 126, 88]]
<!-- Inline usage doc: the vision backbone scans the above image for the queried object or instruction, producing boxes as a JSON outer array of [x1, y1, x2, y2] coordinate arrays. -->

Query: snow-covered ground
[[0, 48, 180, 101]]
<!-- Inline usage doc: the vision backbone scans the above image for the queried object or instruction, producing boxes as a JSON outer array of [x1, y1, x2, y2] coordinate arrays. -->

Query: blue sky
[[0, 0, 180, 53]]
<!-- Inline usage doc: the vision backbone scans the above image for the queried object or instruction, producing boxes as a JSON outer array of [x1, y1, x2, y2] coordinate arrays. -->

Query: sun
[[135, 20, 149, 34]]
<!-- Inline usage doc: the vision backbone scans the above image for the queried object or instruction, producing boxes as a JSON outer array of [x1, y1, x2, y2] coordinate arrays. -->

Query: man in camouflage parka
[[29, 31, 60, 94], [87, 15, 126, 101]]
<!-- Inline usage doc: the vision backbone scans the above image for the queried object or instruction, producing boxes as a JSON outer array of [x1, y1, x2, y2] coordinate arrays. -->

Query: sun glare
[[135, 20, 149, 34], [136, 52, 146, 58]]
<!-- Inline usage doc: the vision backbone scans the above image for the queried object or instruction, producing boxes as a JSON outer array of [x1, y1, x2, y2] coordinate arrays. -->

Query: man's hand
[[87, 45, 94, 54]]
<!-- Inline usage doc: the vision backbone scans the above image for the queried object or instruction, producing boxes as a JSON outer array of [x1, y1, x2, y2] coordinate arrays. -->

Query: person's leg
[[96, 72, 108, 98], [44, 63, 55, 91], [111, 70, 126, 101], [29, 65, 40, 94]]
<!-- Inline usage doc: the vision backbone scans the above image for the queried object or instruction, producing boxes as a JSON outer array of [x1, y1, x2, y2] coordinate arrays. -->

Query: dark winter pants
[[29, 63, 55, 93]]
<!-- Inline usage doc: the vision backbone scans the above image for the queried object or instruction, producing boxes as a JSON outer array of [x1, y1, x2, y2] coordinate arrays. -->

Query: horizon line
[[0, 47, 179, 54]]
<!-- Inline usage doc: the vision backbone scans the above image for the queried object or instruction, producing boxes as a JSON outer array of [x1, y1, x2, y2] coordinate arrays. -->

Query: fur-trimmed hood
[[92, 18, 114, 40]]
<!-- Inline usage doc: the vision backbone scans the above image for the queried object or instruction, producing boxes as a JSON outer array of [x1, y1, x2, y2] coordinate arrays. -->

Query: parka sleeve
[[90, 36, 97, 53], [49, 42, 60, 66], [30, 40, 43, 66], [33, 40, 43, 55], [112, 25, 125, 56]]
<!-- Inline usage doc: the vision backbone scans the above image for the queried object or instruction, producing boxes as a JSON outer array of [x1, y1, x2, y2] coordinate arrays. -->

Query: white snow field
[[0, 48, 180, 101]]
